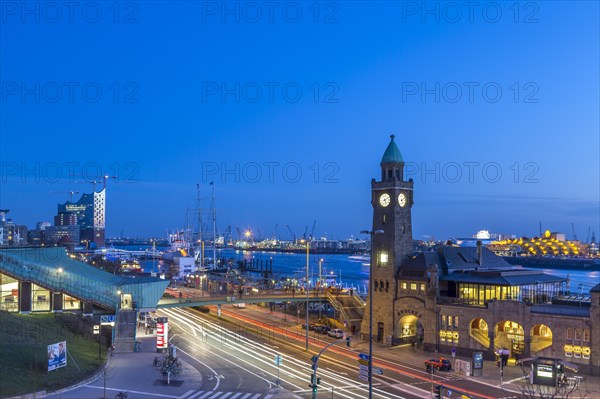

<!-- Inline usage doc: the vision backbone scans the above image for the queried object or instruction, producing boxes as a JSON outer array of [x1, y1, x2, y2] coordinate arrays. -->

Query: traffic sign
[[372, 367, 384, 375], [274, 355, 283, 365], [359, 353, 370, 360], [93, 325, 100, 334], [358, 374, 368, 381], [358, 359, 369, 366], [448, 389, 452, 396], [100, 315, 116, 325], [358, 364, 368, 372]]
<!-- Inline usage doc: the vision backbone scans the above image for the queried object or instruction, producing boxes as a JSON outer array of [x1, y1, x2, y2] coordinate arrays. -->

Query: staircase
[[114, 309, 137, 352], [326, 291, 365, 333]]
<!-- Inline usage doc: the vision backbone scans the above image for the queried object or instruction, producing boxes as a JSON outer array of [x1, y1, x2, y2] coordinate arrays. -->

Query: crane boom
[[286, 225, 296, 241]]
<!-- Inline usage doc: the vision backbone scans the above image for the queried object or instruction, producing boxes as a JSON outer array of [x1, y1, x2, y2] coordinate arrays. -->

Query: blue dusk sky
[[1, 1, 598, 241]]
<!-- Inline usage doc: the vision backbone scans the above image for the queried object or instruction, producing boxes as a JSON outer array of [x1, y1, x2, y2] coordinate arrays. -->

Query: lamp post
[[300, 239, 310, 351], [112, 289, 121, 349], [360, 229, 384, 399], [318, 258, 323, 320]]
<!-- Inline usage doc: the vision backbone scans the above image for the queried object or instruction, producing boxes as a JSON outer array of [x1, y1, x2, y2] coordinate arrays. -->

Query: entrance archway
[[530, 324, 552, 353], [469, 318, 490, 348], [396, 315, 423, 345], [495, 321, 525, 359]]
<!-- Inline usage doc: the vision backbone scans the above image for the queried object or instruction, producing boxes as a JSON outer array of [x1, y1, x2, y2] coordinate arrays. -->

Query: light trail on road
[[160, 308, 418, 399]]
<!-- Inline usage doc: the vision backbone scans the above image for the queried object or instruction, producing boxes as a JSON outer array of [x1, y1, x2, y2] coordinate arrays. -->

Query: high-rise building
[[57, 189, 105, 247]]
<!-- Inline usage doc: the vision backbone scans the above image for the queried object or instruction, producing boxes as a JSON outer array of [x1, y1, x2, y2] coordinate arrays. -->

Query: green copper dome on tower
[[381, 134, 403, 163]]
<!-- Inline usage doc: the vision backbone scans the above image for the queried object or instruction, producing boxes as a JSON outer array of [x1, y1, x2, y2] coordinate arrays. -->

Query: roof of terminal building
[[591, 283, 600, 293], [440, 270, 566, 286], [0, 247, 168, 310], [381, 134, 404, 163], [398, 246, 562, 286], [530, 304, 590, 318]]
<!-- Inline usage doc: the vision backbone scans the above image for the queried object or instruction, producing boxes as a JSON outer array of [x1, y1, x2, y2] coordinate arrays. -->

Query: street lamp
[[318, 258, 324, 320], [300, 239, 310, 351], [360, 229, 384, 399]]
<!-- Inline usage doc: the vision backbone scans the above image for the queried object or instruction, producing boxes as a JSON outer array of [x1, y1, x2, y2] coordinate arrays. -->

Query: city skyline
[[1, 1, 598, 240]]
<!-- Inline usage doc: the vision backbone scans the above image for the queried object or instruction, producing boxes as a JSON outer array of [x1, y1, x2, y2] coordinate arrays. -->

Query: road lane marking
[[83, 385, 179, 398], [180, 390, 196, 399]]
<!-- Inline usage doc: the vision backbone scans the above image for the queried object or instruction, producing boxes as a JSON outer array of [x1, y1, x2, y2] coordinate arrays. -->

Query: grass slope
[[0, 312, 104, 398]]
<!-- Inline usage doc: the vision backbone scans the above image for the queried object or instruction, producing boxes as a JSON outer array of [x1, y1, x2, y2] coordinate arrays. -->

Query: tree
[[160, 349, 182, 385]]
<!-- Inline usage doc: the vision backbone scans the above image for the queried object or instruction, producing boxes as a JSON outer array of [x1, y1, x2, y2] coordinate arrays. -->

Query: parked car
[[328, 328, 344, 338], [425, 358, 452, 371], [315, 325, 331, 334]]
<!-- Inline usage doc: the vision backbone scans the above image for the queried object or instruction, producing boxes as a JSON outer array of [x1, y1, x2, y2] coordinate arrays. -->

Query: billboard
[[48, 341, 67, 371]]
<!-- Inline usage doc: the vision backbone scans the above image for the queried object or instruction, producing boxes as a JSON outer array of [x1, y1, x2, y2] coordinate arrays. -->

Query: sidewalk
[[354, 340, 600, 398], [43, 336, 202, 399], [41, 335, 300, 399]]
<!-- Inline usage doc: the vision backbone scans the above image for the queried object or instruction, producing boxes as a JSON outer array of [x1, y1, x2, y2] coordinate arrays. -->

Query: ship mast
[[211, 183, 217, 268]]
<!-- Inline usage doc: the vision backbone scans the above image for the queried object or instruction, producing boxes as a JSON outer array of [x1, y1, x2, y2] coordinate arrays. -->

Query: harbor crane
[[236, 226, 242, 240], [286, 225, 296, 241], [49, 191, 80, 201], [310, 219, 317, 240], [572, 223, 578, 241]]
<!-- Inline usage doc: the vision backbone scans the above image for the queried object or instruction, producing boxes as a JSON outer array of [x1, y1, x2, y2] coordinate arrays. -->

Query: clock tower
[[360, 134, 414, 343]]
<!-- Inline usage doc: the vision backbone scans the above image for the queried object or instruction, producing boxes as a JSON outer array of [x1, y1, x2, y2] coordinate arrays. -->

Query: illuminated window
[[441, 315, 447, 329], [401, 282, 407, 290], [567, 328, 574, 340], [420, 283, 425, 292], [379, 252, 388, 265], [454, 317, 459, 327], [564, 345, 573, 357], [575, 330, 582, 341], [582, 347, 591, 359], [448, 316, 453, 327], [583, 329, 590, 342], [410, 283, 417, 291]]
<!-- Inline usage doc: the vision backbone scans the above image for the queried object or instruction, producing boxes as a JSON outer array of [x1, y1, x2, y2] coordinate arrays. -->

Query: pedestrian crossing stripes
[[180, 391, 272, 399]]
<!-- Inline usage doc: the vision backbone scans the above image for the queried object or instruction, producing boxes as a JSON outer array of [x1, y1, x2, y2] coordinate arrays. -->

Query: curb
[[41, 356, 111, 398]]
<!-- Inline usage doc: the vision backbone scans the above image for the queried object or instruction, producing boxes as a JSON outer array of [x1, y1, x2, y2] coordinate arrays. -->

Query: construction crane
[[587, 227, 591, 244], [572, 223, 578, 241], [101, 175, 118, 189], [286, 225, 296, 241], [49, 191, 80, 202], [223, 225, 232, 245]]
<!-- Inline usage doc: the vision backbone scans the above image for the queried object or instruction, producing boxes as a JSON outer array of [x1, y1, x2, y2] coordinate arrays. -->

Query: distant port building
[[362, 135, 599, 375]]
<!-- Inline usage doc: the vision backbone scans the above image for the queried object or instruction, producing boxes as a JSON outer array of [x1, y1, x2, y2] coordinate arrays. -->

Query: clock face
[[398, 193, 407, 207], [379, 193, 391, 207]]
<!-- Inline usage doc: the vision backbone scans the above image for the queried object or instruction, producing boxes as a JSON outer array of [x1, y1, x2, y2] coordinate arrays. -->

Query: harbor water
[[130, 246, 599, 294]]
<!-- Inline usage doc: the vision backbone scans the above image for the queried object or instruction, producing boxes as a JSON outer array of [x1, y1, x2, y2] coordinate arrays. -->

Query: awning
[[558, 360, 579, 372]]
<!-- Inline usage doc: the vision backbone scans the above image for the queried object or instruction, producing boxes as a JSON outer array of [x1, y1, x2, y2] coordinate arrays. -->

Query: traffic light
[[311, 355, 318, 371], [434, 385, 442, 399], [346, 336, 351, 347]]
